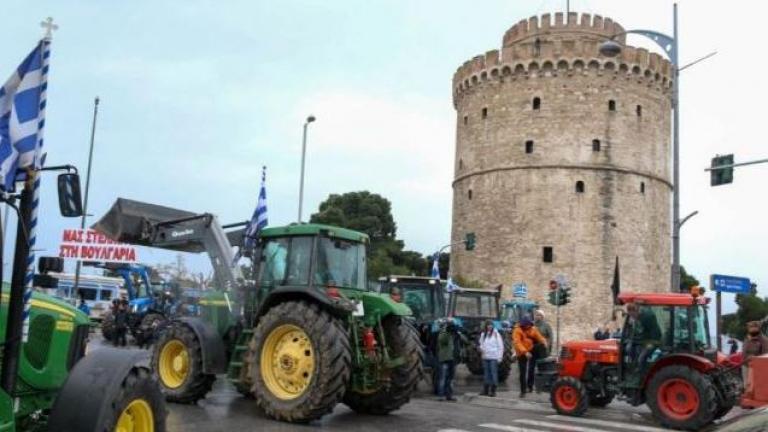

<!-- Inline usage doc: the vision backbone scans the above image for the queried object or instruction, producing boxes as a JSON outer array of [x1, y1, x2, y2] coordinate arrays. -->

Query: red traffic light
[[549, 280, 558, 290]]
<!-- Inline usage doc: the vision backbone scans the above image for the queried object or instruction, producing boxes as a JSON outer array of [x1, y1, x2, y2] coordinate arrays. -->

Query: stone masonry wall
[[450, 12, 672, 341]]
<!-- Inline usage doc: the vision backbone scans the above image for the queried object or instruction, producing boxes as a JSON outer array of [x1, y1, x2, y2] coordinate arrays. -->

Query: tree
[[723, 283, 768, 340], [310, 191, 426, 279], [679, 266, 699, 291]]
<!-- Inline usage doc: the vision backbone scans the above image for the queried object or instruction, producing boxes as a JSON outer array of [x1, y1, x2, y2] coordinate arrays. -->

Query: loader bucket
[[92, 198, 197, 244]]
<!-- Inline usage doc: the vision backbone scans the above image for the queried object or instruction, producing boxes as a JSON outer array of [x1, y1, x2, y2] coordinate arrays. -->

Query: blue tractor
[[95, 263, 177, 345], [501, 298, 539, 328]]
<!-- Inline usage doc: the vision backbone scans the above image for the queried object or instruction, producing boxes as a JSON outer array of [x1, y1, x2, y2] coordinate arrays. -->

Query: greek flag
[[243, 166, 268, 250], [431, 253, 440, 279], [0, 40, 49, 191]]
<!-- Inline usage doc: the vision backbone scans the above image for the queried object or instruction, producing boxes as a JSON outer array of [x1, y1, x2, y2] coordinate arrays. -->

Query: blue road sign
[[711, 274, 752, 294], [513, 282, 528, 298]]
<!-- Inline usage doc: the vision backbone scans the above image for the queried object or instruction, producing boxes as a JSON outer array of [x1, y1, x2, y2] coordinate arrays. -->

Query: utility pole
[[73, 97, 99, 292], [297, 115, 316, 222]]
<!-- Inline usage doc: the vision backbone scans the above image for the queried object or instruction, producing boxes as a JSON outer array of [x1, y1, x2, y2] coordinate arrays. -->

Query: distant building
[[450, 12, 672, 339]]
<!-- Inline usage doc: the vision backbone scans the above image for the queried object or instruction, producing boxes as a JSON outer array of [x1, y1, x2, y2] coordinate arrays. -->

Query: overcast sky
[[2, 0, 766, 317]]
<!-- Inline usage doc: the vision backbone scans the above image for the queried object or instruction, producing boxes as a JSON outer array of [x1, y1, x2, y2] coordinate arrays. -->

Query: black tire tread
[[151, 321, 215, 404], [97, 366, 167, 432], [646, 365, 718, 431], [248, 301, 351, 423], [343, 317, 424, 415], [550, 376, 589, 417], [498, 335, 515, 382], [101, 311, 115, 341]]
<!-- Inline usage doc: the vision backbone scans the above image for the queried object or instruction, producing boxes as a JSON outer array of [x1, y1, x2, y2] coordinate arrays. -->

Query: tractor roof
[[452, 286, 501, 296], [618, 292, 709, 306], [382, 275, 440, 283], [260, 223, 369, 243]]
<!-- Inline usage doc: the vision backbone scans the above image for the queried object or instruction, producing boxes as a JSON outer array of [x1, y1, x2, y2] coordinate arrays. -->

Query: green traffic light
[[711, 154, 734, 186]]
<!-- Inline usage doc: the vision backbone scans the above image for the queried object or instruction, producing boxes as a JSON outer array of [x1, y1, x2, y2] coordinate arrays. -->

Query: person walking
[[77, 294, 90, 317], [478, 320, 504, 397], [743, 321, 768, 365], [436, 319, 464, 401], [534, 310, 552, 355], [513, 317, 547, 398], [114, 300, 129, 347]]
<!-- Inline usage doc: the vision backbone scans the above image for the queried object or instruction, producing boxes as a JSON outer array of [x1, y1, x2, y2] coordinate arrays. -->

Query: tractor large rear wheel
[[249, 301, 351, 423], [646, 365, 717, 431], [138, 313, 166, 346], [151, 322, 215, 404], [498, 337, 515, 382], [102, 310, 116, 341], [343, 316, 423, 414], [464, 344, 484, 376], [550, 376, 589, 417]]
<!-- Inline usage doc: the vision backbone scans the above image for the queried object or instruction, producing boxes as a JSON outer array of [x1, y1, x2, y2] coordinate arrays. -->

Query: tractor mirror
[[57, 173, 84, 217]]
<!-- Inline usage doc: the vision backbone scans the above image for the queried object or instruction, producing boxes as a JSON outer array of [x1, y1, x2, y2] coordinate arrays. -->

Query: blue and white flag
[[0, 40, 50, 191], [244, 166, 268, 250], [430, 253, 440, 279], [445, 277, 459, 293]]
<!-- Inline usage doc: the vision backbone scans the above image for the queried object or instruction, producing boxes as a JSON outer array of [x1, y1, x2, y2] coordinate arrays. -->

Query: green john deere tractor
[[1, 172, 166, 431], [93, 198, 423, 423]]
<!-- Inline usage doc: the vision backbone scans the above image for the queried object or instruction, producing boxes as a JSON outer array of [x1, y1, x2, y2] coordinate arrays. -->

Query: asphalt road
[[92, 334, 745, 432]]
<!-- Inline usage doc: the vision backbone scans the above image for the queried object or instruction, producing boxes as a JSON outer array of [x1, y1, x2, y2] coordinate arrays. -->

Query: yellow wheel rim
[[115, 399, 154, 432], [260, 324, 314, 400], [158, 339, 189, 389]]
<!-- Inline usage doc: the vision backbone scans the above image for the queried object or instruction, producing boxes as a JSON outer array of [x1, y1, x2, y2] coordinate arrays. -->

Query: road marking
[[510, 419, 614, 432], [479, 423, 548, 432], [546, 416, 668, 432]]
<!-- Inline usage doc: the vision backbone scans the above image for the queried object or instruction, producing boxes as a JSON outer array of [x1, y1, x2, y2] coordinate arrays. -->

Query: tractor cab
[[446, 286, 502, 333], [501, 298, 539, 327], [378, 276, 444, 325]]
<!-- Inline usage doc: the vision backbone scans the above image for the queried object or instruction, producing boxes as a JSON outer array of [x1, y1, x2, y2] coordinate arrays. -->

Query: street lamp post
[[73, 96, 100, 292], [600, 3, 682, 292], [297, 115, 316, 223]]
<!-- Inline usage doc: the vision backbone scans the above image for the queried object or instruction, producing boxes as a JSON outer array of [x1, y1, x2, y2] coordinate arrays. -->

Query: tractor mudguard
[[176, 317, 228, 374], [47, 348, 147, 430], [255, 286, 357, 320], [643, 353, 716, 387], [351, 290, 412, 318]]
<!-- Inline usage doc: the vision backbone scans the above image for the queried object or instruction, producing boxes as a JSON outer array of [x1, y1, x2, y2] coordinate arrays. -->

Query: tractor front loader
[[93, 198, 423, 423]]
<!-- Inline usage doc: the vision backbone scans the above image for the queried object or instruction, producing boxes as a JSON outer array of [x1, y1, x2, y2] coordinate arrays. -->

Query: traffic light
[[465, 232, 476, 251], [548, 280, 558, 305], [711, 154, 734, 186], [559, 287, 571, 306]]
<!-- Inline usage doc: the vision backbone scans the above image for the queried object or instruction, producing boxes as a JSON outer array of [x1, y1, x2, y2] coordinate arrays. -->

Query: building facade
[[450, 12, 672, 340]]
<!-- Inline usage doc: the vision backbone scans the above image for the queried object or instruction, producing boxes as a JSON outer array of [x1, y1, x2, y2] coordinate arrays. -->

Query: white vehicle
[[37, 272, 123, 321]]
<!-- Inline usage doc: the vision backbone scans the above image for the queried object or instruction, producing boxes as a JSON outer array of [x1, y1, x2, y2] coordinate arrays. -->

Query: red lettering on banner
[[59, 229, 139, 263]]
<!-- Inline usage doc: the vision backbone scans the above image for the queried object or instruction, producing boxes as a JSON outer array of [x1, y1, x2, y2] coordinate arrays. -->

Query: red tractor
[[544, 290, 743, 431]]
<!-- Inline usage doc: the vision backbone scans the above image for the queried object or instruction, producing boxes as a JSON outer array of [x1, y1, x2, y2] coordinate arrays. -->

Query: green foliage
[[723, 283, 768, 340], [310, 191, 427, 279], [680, 266, 700, 291]]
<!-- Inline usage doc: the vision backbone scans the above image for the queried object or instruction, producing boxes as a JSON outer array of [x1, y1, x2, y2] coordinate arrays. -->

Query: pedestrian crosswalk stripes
[[546, 415, 670, 432], [485, 421, 613, 432], [437, 415, 668, 432]]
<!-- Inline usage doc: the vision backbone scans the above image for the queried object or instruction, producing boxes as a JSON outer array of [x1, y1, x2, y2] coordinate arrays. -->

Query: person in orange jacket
[[513, 317, 547, 398]]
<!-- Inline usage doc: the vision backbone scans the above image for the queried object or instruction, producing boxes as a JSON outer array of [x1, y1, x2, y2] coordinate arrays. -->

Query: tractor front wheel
[[464, 344, 484, 376], [498, 336, 515, 382], [550, 377, 589, 416], [151, 322, 215, 404], [646, 365, 717, 430], [138, 313, 166, 346], [102, 310, 116, 341], [249, 301, 351, 423], [343, 316, 423, 414]]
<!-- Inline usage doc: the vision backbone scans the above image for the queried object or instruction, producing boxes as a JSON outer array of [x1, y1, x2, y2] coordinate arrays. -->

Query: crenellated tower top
[[503, 12, 625, 46]]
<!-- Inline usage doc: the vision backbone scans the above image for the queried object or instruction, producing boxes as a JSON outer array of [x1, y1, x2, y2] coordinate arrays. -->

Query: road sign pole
[[714, 272, 722, 352], [555, 289, 561, 359]]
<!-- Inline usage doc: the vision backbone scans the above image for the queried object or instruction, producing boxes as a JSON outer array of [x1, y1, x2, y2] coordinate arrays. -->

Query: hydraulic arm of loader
[[92, 198, 244, 311]]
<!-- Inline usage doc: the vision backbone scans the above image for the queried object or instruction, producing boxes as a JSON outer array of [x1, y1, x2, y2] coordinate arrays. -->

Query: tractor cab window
[[452, 293, 497, 318], [314, 237, 366, 290], [285, 237, 313, 286], [397, 283, 441, 321], [259, 238, 289, 286], [672, 305, 711, 351], [502, 302, 535, 323]]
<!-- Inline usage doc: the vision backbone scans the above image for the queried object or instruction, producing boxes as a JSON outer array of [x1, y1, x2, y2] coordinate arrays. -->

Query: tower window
[[463, 115, 468, 125], [482, 107, 488, 119], [468, 189, 473, 200], [533, 97, 541, 110], [459, 159, 463, 170], [636, 105, 642, 117], [525, 140, 534, 154], [640, 182, 646, 194], [608, 100, 616, 111], [575, 181, 585, 193], [543, 247, 553, 263], [592, 139, 601, 152]]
